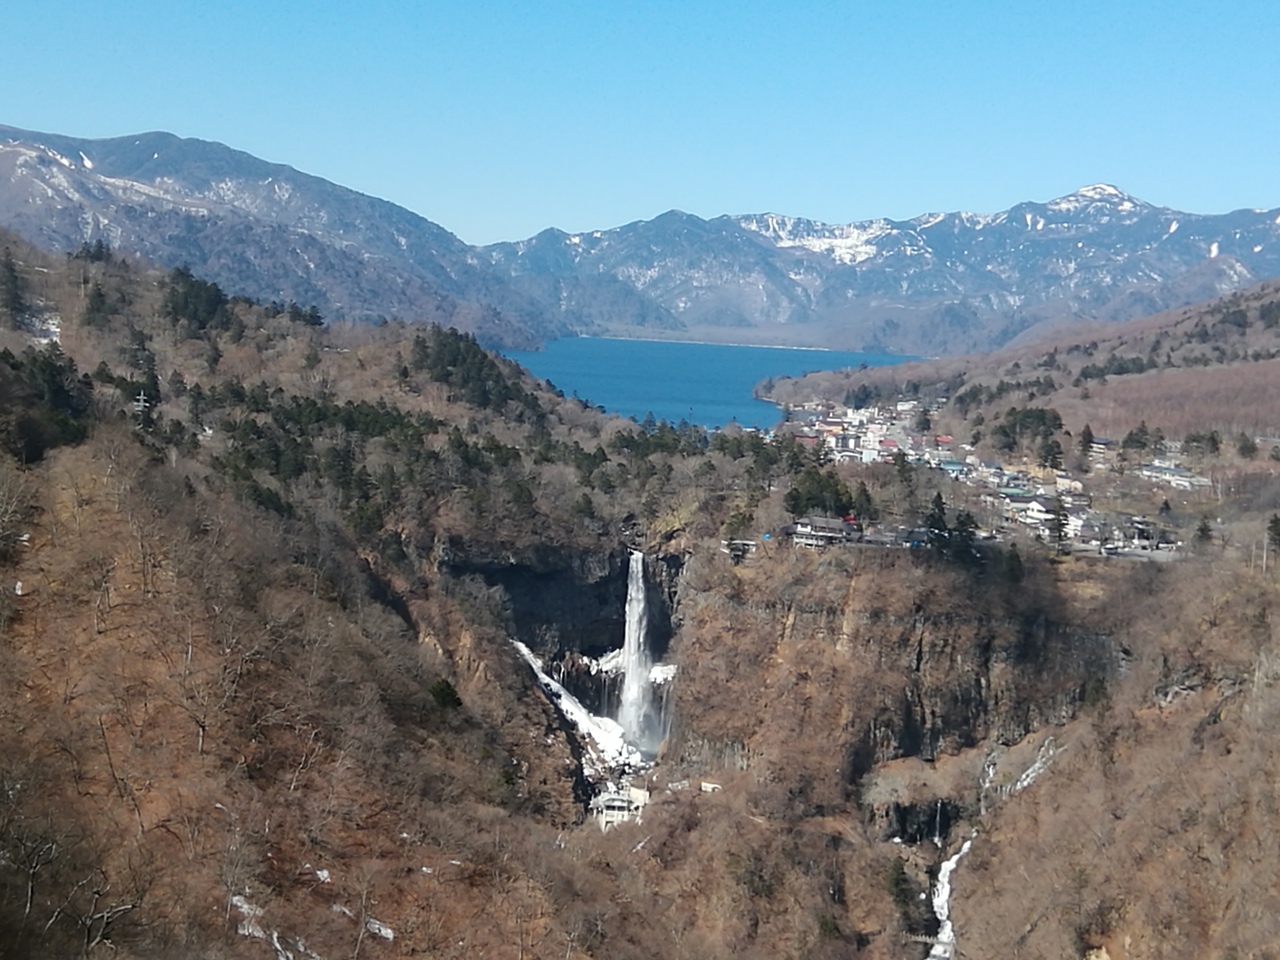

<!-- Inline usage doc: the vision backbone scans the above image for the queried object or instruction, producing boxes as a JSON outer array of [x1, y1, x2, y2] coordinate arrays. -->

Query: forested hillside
[[3, 231, 1280, 959], [767, 276, 1280, 457]]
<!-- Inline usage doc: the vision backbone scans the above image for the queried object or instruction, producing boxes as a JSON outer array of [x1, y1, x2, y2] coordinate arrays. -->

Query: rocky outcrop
[[435, 540, 629, 655], [662, 551, 1120, 804]]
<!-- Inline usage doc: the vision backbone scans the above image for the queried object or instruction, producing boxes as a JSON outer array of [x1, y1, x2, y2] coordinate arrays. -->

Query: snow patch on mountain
[[736, 213, 892, 264], [1045, 184, 1143, 216], [1076, 183, 1125, 200], [1222, 260, 1252, 285], [958, 211, 1004, 229]]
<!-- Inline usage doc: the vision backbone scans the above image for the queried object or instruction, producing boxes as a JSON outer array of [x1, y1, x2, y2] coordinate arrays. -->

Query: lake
[[502, 337, 909, 429]]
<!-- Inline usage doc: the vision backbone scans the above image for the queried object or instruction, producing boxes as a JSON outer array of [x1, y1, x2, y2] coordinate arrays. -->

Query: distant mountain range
[[3, 123, 1279, 354]]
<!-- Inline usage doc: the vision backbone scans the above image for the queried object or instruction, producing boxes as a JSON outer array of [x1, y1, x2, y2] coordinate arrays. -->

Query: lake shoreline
[[503, 337, 910, 429]]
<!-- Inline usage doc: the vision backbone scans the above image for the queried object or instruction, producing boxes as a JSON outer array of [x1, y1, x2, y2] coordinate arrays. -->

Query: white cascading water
[[618, 551, 655, 752], [928, 834, 974, 959]]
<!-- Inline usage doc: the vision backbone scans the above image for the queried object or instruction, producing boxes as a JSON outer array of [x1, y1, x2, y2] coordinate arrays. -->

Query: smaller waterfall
[[618, 551, 657, 753], [928, 833, 975, 959]]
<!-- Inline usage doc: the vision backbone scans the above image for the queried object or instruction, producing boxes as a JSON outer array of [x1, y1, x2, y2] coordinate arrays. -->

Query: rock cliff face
[[437, 540, 631, 656], [662, 550, 1118, 811]]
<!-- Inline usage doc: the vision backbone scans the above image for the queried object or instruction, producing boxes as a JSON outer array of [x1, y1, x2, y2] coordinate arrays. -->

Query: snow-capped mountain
[[3, 123, 1279, 355], [484, 185, 1280, 354]]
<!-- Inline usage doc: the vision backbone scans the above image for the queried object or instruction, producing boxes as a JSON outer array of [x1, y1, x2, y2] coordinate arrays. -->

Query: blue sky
[[4, 0, 1279, 244]]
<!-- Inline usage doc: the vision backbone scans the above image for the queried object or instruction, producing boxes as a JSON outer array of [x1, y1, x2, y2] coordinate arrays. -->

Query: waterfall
[[618, 551, 655, 753], [928, 833, 975, 959], [511, 641, 643, 777]]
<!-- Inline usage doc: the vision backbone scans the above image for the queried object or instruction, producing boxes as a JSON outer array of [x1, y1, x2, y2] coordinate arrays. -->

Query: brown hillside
[[3, 231, 1280, 960], [766, 279, 1280, 441]]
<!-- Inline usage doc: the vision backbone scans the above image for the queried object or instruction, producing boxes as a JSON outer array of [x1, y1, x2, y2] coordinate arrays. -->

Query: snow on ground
[[232, 894, 321, 959], [978, 753, 1000, 815], [1076, 183, 1124, 199], [512, 640, 644, 778], [1012, 736, 1059, 793], [583, 646, 675, 685], [927, 736, 1062, 955], [231, 895, 265, 939], [27, 313, 61, 346]]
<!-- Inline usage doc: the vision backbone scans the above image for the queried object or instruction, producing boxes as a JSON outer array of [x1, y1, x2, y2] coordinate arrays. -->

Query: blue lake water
[[503, 338, 910, 429]]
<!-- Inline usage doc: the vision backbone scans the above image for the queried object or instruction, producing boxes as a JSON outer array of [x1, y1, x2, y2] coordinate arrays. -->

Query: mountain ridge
[[0, 123, 562, 347], [483, 180, 1280, 353], [4, 123, 1280, 353]]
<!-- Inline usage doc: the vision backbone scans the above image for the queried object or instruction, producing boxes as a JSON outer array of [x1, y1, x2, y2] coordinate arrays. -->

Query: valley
[[1, 221, 1279, 960]]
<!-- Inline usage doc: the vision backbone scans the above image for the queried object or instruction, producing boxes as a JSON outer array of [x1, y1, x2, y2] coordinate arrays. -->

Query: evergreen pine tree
[[925, 492, 949, 550], [852, 480, 876, 521], [1268, 514, 1280, 558], [1, 247, 26, 328], [1122, 421, 1150, 451], [83, 281, 109, 327], [951, 510, 978, 563], [893, 449, 917, 509], [1038, 437, 1064, 470], [1004, 542, 1025, 583], [1079, 423, 1095, 455], [1048, 496, 1068, 551]]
